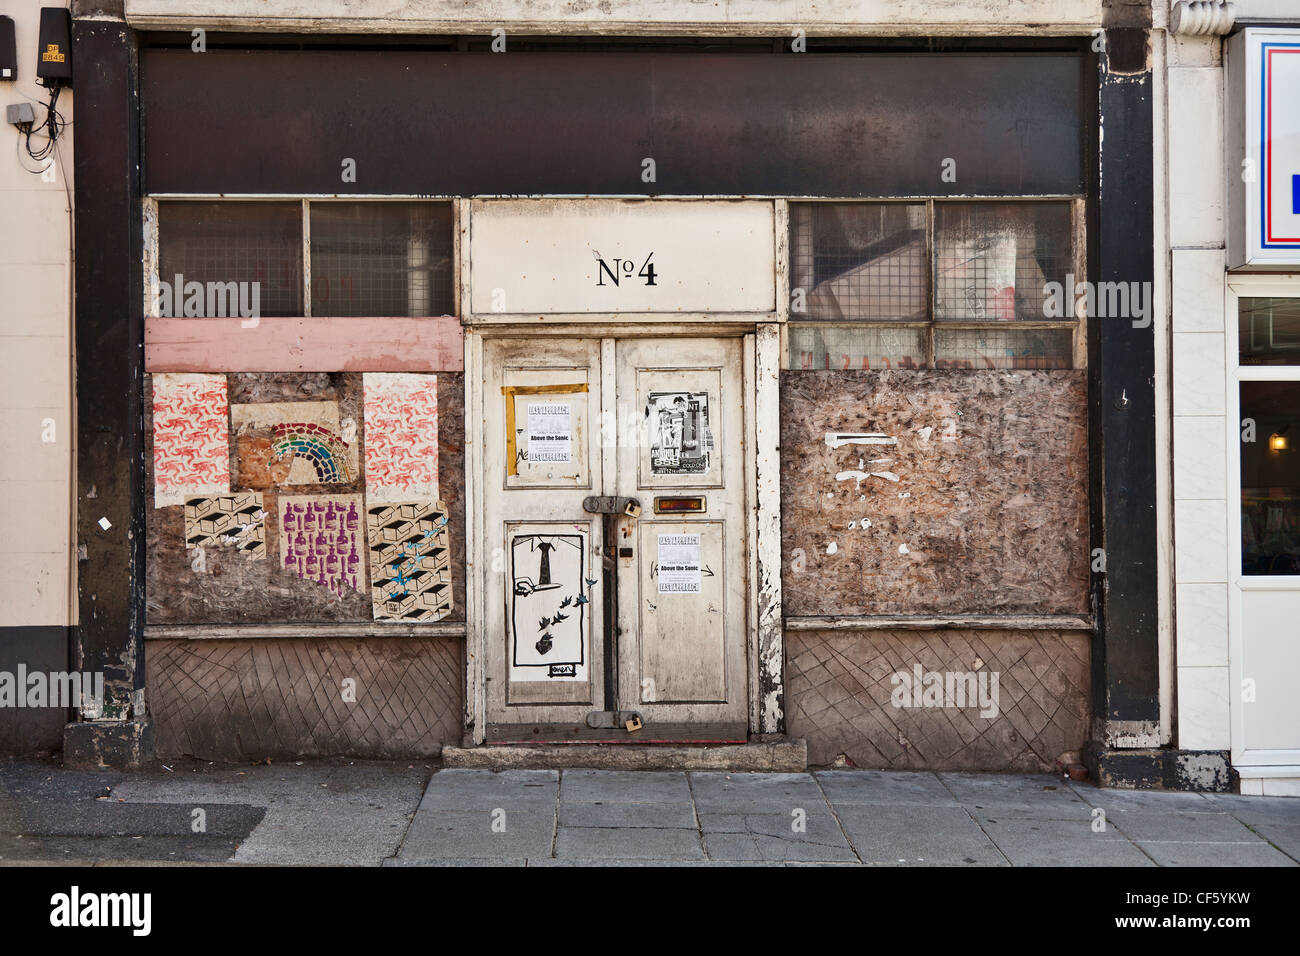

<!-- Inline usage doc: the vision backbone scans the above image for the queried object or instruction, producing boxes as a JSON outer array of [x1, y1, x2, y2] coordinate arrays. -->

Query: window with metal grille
[[788, 200, 1079, 370], [154, 200, 456, 318], [157, 201, 303, 317], [309, 202, 454, 317]]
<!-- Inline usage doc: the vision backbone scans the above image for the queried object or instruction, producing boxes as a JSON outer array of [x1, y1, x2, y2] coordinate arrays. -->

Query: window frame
[[144, 195, 461, 320], [782, 196, 1088, 371]]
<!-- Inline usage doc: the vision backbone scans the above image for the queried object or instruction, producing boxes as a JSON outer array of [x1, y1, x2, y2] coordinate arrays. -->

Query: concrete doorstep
[[441, 739, 807, 772]]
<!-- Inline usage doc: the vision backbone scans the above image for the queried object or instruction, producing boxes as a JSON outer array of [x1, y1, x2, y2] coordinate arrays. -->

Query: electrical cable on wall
[[16, 80, 66, 168]]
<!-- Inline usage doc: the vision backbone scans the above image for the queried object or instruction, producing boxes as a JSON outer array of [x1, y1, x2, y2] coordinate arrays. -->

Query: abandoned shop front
[[68, 21, 1158, 774]]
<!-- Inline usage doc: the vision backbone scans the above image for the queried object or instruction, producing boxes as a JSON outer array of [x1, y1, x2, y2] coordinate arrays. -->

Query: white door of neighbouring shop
[[1229, 284, 1300, 788]]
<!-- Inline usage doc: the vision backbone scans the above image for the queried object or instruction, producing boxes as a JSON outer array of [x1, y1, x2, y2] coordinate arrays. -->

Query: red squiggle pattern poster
[[363, 373, 439, 505], [153, 373, 230, 508]]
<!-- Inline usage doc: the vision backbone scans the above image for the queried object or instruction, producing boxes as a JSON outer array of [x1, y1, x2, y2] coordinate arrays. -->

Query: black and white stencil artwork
[[510, 533, 588, 677], [648, 391, 712, 475]]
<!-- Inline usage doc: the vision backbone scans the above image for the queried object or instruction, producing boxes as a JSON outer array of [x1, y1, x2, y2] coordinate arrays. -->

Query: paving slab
[[1202, 793, 1300, 825], [1248, 823, 1300, 862], [560, 769, 692, 805], [979, 818, 1155, 867], [1106, 810, 1261, 844], [417, 770, 559, 812], [233, 807, 414, 865], [1067, 783, 1219, 813], [555, 825, 704, 860], [558, 802, 696, 828], [939, 774, 1092, 820], [688, 772, 825, 812], [833, 804, 1007, 866], [815, 770, 957, 806], [400, 808, 555, 861], [1136, 841, 1298, 867], [699, 811, 857, 862]]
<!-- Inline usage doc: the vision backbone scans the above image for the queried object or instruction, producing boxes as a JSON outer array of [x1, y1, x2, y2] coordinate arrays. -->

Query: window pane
[[309, 202, 455, 317], [934, 201, 1072, 322], [1239, 297, 1300, 366], [158, 201, 303, 317], [1241, 381, 1300, 575], [789, 203, 926, 321], [934, 327, 1072, 370], [787, 324, 927, 370]]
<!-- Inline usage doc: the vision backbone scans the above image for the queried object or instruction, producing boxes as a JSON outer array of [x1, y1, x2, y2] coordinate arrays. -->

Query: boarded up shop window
[[154, 200, 455, 318], [788, 200, 1077, 370]]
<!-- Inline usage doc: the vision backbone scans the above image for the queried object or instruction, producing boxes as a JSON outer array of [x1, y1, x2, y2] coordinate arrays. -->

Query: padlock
[[625, 715, 643, 733], [624, 499, 642, 519]]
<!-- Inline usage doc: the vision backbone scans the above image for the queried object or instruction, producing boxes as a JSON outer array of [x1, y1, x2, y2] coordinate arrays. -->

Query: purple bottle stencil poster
[[278, 494, 366, 598]]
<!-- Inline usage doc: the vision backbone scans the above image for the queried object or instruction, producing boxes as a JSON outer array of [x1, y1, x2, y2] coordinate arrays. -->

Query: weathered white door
[[483, 337, 606, 733], [482, 335, 749, 740], [615, 337, 749, 737]]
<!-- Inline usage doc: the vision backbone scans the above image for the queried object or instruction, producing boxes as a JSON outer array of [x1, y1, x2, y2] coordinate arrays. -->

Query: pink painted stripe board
[[146, 316, 464, 372]]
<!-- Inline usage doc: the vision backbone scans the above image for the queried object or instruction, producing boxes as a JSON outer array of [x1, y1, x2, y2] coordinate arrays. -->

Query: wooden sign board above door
[[467, 198, 776, 320]]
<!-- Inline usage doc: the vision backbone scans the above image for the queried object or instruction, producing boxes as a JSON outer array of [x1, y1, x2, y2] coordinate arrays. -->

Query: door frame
[[1225, 275, 1300, 776], [464, 322, 784, 745]]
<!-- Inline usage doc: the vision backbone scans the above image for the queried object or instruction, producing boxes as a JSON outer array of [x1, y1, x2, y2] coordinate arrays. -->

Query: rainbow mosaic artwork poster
[[272, 422, 354, 483], [230, 400, 359, 488]]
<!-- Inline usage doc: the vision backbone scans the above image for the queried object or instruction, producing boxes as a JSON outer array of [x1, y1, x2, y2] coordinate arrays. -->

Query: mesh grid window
[[788, 200, 1077, 370], [790, 203, 926, 321], [157, 202, 303, 317], [310, 203, 455, 317], [933, 202, 1072, 322]]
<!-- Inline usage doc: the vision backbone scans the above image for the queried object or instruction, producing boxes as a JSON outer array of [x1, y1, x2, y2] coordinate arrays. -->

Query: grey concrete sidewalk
[[393, 769, 1300, 866], [2, 758, 1298, 866]]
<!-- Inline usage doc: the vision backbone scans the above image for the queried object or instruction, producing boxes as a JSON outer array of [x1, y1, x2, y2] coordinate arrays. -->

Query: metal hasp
[[584, 710, 644, 731], [582, 496, 641, 518], [582, 496, 641, 715]]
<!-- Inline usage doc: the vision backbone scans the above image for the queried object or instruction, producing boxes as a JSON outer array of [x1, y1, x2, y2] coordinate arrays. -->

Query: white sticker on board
[[657, 533, 702, 593], [527, 402, 572, 463]]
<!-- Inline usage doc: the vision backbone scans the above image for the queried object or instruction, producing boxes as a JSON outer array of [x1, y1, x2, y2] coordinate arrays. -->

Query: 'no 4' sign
[[595, 251, 658, 287]]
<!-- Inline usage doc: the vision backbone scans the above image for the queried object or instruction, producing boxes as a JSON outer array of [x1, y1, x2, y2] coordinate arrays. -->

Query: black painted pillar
[[69, 10, 150, 763], [1087, 25, 1160, 756]]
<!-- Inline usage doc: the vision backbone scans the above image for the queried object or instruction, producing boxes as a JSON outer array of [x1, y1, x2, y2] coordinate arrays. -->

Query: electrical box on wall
[[36, 7, 71, 85], [0, 16, 17, 81], [1226, 28, 1300, 269]]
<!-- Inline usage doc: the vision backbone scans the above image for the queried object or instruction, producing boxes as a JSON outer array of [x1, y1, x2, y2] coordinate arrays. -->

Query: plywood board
[[148, 635, 463, 760], [780, 370, 1089, 616], [145, 371, 460, 626], [786, 627, 1090, 771]]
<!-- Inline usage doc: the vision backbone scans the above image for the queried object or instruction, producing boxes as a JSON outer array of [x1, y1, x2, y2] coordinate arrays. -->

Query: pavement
[[1, 757, 1298, 866]]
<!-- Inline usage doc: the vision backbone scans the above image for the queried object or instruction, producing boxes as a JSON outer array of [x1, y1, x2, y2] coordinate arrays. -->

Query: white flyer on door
[[657, 533, 702, 593], [527, 402, 571, 463]]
